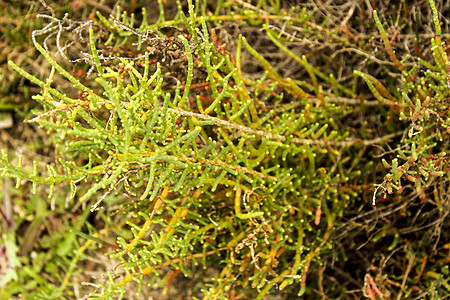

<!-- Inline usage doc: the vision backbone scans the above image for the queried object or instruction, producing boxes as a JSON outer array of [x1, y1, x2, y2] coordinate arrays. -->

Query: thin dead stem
[[168, 107, 404, 147]]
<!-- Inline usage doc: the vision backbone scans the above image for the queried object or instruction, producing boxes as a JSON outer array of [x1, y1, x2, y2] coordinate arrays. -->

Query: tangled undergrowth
[[1, 0, 449, 299]]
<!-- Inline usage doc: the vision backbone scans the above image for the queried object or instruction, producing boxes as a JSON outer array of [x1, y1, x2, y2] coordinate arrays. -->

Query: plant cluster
[[357, 3, 449, 204], [1, 0, 449, 299]]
